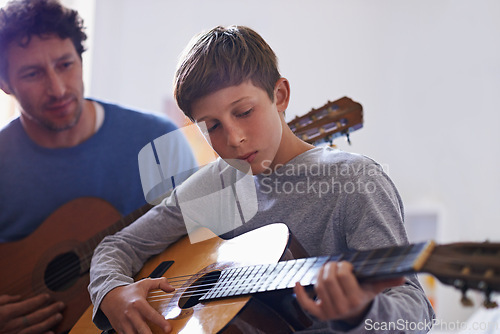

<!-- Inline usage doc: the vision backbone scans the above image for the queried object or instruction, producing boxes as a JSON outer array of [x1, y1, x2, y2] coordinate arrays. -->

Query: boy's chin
[[223, 158, 253, 174]]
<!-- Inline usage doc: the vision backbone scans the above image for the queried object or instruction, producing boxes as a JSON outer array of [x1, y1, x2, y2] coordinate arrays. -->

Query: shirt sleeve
[[88, 200, 187, 330], [329, 159, 435, 333]]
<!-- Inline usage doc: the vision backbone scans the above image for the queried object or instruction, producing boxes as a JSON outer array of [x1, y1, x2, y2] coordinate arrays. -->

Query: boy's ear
[[274, 77, 290, 113]]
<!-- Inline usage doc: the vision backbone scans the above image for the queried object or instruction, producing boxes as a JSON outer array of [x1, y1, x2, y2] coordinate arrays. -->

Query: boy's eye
[[237, 108, 253, 118], [207, 122, 220, 133]]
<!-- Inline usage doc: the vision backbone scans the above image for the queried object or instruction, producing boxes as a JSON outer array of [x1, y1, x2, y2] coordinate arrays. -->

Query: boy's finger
[[294, 282, 324, 320]]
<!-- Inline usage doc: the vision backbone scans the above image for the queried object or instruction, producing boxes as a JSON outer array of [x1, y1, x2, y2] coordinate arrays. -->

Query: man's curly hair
[[0, 0, 87, 82]]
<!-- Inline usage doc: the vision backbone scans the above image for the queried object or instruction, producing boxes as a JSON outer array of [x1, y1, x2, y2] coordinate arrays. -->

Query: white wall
[[87, 0, 500, 327]]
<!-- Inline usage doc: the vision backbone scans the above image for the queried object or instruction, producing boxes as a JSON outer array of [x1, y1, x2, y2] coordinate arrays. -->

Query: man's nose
[[46, 70, 66, 97]]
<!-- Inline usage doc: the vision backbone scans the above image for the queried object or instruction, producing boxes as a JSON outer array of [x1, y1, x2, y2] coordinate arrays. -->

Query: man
[[0, 0, 197, 332]]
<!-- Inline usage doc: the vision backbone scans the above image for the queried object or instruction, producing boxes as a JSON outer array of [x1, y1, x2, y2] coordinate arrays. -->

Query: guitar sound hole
[[178, 271, 221, 309], [44, 252, 81, 292]]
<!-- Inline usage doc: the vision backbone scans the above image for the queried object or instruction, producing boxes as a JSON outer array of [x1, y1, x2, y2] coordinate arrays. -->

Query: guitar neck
[[201, 241, 433, 301]]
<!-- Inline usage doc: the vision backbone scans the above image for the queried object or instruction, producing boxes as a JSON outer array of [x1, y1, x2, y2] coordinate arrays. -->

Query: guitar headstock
[[288, 97, 363, 146], [421, 241, 500, 308]]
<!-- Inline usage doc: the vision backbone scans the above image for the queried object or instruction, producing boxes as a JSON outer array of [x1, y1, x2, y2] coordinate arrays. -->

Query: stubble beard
[[23, 96, 83, 132]]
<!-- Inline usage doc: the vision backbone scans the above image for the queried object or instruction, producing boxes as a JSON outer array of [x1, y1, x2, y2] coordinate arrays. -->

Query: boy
[[89, 25, 434, 333]]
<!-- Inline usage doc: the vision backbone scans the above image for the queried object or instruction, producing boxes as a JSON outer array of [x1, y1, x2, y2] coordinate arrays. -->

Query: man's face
[[2, 35, 84, 132]]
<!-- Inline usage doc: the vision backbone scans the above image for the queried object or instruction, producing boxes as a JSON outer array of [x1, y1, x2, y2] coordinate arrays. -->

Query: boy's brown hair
[[174, 25, 281, 120]]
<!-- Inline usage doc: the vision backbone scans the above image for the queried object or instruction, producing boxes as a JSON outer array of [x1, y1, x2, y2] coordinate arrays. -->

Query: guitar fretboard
[[200, 241, 433, 301]]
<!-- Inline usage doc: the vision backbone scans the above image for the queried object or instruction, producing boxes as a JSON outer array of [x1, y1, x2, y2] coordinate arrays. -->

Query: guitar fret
[[354, 250, 375, 274], [220, 267, 244, 298], [346, 251, 360, 263], [202, 242, 435, 303], [237, 264, 263, 295], [266, 260, 297, 291], [277, 258, 308, 289], [249, 264, 273, 294], [289, 257, 321, 287], [232, 266, 252, 296], [213, 268, 239, 298], [257, 261, 287, 293], [298, 257, 329, 286], [390, 245, 413, 273], [204, 270, 230, 300], [365, 247, 395, 277]]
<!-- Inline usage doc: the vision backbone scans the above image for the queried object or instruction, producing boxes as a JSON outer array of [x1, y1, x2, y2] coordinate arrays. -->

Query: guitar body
[[0, 197, 123, 333], [71, 223, 310, 334]]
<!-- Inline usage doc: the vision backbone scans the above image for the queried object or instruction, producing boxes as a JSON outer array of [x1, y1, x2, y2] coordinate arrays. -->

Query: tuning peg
[[460, 292, 474, 307], [454, 279, 474, 307], [478, 281, 498, 309], [483, 296, 498, 309]]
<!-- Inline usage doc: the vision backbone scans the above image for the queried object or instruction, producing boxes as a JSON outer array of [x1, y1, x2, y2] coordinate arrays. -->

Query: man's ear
[[0, 79, 12, 95], [274, 77, 290, 113]]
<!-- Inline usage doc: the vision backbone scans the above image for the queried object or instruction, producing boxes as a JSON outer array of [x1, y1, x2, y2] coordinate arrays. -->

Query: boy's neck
[[271, 117, 315, 170]]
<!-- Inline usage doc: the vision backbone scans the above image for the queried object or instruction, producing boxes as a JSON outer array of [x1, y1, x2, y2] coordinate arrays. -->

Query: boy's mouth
[[238, 151, 257, 163]]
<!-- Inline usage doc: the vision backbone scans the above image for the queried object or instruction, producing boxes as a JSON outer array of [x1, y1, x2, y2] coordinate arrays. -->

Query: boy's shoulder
[[292, 146, 376, 166], [274, 146, 385, 179]]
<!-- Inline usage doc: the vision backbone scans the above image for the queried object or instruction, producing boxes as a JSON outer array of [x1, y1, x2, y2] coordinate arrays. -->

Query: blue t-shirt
[[0, 99, 197, 242]]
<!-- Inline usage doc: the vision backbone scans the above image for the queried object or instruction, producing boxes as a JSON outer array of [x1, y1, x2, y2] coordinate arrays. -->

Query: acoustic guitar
[[70, 223, 500, 333], [287, 96, 363, 146], [0, 96, 364, 333], [0, 198, 153, 333]]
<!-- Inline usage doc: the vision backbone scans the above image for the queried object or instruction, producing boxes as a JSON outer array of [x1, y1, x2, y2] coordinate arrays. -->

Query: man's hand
[[100, 277, 175, 334], [294, 261, 405, 325], [0, 294, 65, 334]]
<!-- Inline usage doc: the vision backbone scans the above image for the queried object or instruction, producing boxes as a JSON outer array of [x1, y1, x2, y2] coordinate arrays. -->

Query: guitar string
[[38, 250, 406, 296], [146, 250, 491, 302], [6, 248, 424, 298], [6, 242, 432, 299], [144, 252, 429, 302], [114, 250, 497, 302], [51, 250, 500, 301]]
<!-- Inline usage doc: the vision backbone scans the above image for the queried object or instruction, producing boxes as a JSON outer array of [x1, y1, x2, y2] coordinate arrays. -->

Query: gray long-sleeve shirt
[[89, 146, 435, 333]]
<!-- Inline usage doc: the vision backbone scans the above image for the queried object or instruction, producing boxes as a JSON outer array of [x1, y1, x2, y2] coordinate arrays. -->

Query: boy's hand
[[0, 293, 64, 334], [294, 261, 405, 325], [100, 277, 174, 334]]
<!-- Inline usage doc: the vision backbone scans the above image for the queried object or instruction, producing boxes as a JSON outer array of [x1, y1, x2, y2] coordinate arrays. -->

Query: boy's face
[[191, 80, 288, 175], [0, 35, 85, 132]]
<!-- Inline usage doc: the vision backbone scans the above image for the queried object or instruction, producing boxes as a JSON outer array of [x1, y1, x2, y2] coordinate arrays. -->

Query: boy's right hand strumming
[[100, 277, 174, 334]]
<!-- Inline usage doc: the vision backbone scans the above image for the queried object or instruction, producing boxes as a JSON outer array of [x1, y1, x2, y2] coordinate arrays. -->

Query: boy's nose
[[226, 126, 246, 147]]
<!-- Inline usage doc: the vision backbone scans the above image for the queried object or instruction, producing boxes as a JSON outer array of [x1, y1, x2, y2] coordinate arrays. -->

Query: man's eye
[[21, 71, 40, 80], [60, 61, 73, 70]]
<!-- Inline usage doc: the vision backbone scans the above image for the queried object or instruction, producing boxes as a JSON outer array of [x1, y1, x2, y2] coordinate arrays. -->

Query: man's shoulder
[[92, 99, 178, 130], [0, 117, 22, 143]]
